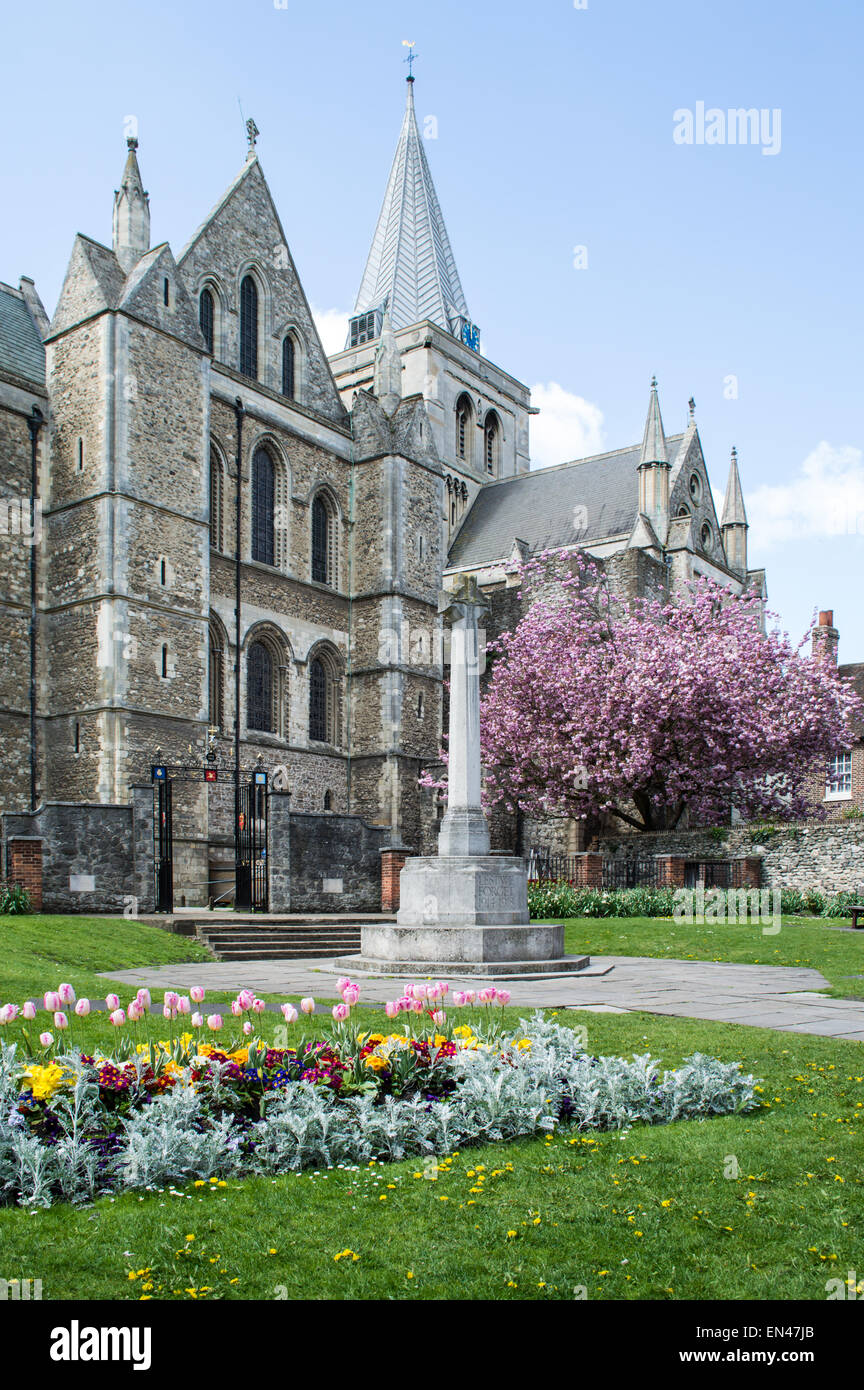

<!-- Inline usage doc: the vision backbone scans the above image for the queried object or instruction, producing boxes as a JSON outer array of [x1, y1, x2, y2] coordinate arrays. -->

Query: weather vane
[[402, 39, 417, 79], [688, 396, 696, 421]]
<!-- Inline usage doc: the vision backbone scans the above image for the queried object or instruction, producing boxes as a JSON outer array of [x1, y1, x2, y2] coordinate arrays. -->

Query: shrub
[[528, 882, 676, 919], [0, 882, 31, 915]]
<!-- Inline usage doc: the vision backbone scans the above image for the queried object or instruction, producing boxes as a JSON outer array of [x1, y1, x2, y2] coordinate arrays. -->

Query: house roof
[[447, 434, 685, 569], [0, 282, 45, 386]]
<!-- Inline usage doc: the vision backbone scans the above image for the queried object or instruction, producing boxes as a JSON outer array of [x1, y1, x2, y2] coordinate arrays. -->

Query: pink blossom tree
[[475, 554, 862, 832]]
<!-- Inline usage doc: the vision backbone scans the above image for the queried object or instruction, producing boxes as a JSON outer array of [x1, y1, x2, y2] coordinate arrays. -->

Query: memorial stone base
[[334, 854, 592, 978]]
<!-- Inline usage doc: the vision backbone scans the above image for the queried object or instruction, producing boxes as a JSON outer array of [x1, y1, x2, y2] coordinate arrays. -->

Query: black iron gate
[[154, 776, 174, 913], [234, 773, 268, 912]]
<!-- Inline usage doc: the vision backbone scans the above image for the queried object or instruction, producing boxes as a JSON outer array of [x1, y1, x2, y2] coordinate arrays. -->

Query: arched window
[[308, 650, 342, 745], [209, 446, 224, 552], [239, 275, 258, 379], [282, 335, 296, 399], [252, 448, 275, 566], [323, 789, 333, 811], [484, 412, 500, 476], [455, 394, 473, 465], [247, 641, 274, 732], [311, 492, 338, 587], [199, 289, 214, 354], [208, 620, 224, 729]]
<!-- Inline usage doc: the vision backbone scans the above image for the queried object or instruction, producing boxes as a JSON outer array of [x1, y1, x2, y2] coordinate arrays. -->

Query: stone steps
[[193, 917, 373, 961]]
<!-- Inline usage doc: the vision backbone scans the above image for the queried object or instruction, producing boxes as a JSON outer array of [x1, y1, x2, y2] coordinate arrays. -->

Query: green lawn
[[0, 914, 861, 1301], [0, 914, 212, 1005], [562, 915, 864, 1000]]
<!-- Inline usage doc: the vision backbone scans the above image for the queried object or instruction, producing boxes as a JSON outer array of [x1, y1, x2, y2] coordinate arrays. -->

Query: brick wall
[[7, 838, 42, 910]]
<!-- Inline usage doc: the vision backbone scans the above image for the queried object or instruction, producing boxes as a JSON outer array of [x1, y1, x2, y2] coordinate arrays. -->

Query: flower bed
[[0, 978, 761, 1209]]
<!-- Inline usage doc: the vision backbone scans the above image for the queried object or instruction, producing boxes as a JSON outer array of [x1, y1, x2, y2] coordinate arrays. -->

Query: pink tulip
[[496, 989, 512, 1006], [300, 997, 315, 1015], [230, 1000, 242, 1017], [341, 984, 360, 1007], [206, 1014, 223, 1032], [242, 1020, 253, 1036], [22, 1001, 36, 1020], [431, 1010, 446, 1026], [75, 999, 91, 1017], [39, 1031, 53, 1048], [236, 989, 254, 1011], [463, 990, 476, 1004], [336, 977, 351, 992], [280, 1003, 298, 1023], [162, 1005, 172, 1020], [191, 1012, 204, 1029], [3, 1003, 20, 1023], [105, 993, 120, 1011], [384, 1000, 399, 1020], [136, 988, 151, 1009], [43, 991, 60, 1012], [452, 991, 466, 1007], [164, 991, 180, 1011], [0, 1006, 10, 1026], [410, 998, 424, 1014], [477, 987, 495, 1004], [252, 998, 265, 1015], [58, 983, 76, 1006], [109, 1009, 126, 1027], [127, 1001, 143, 1023], [177, 996, 191, 1015], [53, 1011, 69, 1031], [332, 1003, 349, 1023], [190, 986, 205, 1004]]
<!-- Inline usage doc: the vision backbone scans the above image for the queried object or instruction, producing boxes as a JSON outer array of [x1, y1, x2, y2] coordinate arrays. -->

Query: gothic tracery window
[[455, 394, 473, 464], [209, 446, 224, 552], [484, 412, 500, 476], [208, 619, 224, 729], [252, 447, 275, 566], [308, 650, 342, 745], [311, 492, 338, 587], [247, 641, 274, 733], [239, 275, 258, 379], [199, 288, 214, 354], [282, 335, 296, 399]]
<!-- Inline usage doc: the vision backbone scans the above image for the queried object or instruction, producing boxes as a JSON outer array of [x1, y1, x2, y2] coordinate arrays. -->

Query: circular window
[[700, 522, 713, 552], [689, 474, 702, 503]]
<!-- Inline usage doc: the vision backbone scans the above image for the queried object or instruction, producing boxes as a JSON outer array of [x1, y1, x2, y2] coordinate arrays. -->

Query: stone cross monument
[[340, 574, 588, 977]]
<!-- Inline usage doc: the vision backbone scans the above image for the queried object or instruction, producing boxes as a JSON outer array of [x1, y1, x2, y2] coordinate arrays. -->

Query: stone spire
[[112, 137, 150, 275], [349, 77, 471, 338], [721, 445, 747, 526], [721, 446, 749, 574], [639, 375, 668, 465], [637, 377, 670, 543], [373, 309, 403, 415]]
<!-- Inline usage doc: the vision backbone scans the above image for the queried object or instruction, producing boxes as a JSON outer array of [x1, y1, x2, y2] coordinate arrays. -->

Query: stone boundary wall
[[269, 799, 391, 912], [600, 823, 864, 893], [3, 803, 142, 913]]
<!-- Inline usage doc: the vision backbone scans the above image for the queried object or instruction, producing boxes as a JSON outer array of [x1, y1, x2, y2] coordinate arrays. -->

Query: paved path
[[105, 955, 864, 1042]]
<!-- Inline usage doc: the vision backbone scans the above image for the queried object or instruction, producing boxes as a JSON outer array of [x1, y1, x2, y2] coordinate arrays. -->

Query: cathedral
[[0, 75, 766, 910]]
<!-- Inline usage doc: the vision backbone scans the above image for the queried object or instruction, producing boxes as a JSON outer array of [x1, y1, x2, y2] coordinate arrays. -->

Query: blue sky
[[2, 0, 861, 652]]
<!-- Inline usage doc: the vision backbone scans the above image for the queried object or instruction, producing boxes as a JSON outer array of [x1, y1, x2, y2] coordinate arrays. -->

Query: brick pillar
[[381, 848, 412, 912], [573, 852, 603, 887], [731, 856, 762, 889], [655, 855, 686, 888], [7, 839, 42, 910]]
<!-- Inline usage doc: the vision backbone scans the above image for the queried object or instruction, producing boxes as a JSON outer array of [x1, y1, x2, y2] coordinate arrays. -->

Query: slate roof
[[351, 79, 471, 336], [447, 435, 685, 569], [0, 282, 45, 386]]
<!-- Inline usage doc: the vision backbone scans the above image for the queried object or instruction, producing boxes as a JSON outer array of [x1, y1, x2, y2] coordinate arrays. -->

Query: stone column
[[437, 577, 490, 857]]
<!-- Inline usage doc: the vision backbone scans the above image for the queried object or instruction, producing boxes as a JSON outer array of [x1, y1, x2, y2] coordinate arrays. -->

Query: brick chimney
[[812, 609, 839, 664]]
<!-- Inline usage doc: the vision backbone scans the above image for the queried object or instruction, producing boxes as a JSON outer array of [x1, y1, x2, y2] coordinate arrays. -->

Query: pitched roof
[[0, 282, 46, 386], [447, 435, 685, 569], [351, 79, 471, 336]]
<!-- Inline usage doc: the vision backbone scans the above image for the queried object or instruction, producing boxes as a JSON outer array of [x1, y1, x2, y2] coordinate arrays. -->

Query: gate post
[[131, 785, 156, 914], [268, 790, 291, 912]]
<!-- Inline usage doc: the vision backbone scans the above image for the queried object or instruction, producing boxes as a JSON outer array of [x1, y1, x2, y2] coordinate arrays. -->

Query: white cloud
[[311, 305, 350, 356], [746, 442, 864, 547], [528, 382, 606, 469]]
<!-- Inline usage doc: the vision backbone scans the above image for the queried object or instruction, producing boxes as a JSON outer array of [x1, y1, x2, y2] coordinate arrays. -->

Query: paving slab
[[103, 952, 864, 1043]]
